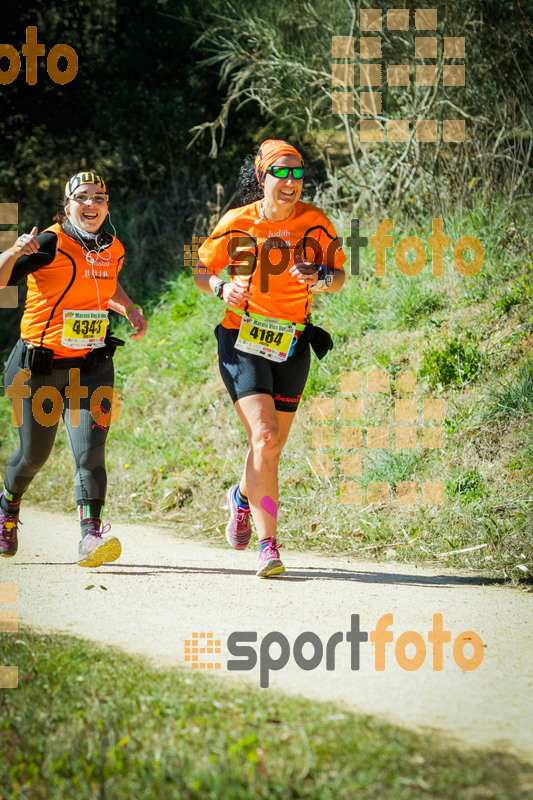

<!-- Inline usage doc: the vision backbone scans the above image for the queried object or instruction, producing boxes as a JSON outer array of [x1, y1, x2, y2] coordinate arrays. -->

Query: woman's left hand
[[128, 308, 148, 340], [289, 261, 319, 286]]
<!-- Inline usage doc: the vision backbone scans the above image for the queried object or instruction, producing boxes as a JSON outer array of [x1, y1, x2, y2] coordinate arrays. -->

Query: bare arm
[[194, 260, 253, 307], [108, 282, 148, 340]]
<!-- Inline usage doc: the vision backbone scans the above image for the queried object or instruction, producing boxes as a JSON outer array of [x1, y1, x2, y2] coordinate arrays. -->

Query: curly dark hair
[[235, 142, 307, 207], [236, 149, 263, 206]]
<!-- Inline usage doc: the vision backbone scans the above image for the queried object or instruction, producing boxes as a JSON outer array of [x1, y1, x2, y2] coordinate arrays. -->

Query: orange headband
[[254, 139, 303, 182]]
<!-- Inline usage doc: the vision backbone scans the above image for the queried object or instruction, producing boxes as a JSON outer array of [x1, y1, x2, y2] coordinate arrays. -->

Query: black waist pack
[[23, 344, 54, 375], [21, 329, 126, 375], [293, 323, 333, 360], [83, 330, 126, 370], [103, 330, 126, 358]]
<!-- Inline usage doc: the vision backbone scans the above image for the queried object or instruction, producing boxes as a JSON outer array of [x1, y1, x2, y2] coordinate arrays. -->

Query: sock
[[1, 486, 22, 517], [235, 485, 249, 508], [259, 537, 274, 553], [79, 503, 104, 536]]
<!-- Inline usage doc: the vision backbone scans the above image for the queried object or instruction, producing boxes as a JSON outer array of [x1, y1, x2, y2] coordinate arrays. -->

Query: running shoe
[[77, 523, 122, 568], [256, 537, 285, 578], [225, 484, 252, 550], [0, 502, 20, 558]]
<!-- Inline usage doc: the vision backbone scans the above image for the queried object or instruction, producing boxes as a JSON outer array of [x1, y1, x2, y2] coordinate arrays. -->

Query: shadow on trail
[[16, 561, 505, 587], [110, 566, 506, 587]]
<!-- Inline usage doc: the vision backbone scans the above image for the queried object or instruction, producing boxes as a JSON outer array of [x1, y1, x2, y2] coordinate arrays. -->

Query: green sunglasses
[[265, 165, 304, 180]]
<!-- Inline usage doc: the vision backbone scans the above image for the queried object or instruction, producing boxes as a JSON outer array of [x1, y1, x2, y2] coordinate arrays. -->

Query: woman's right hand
[[0, 226, 40, 288], [13, 227, 40, 256], [222, 279, 253, 307]]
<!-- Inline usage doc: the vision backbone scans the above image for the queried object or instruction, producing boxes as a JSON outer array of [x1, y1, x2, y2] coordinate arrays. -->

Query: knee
[[76, 443, 106, 472], [251, 424, 281, 460], [16, 453, 48, 474]]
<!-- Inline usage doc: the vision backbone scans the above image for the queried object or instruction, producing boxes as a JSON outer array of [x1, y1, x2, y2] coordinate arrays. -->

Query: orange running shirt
[[197, 200, 346, 329], [20, 223, 124, 358]]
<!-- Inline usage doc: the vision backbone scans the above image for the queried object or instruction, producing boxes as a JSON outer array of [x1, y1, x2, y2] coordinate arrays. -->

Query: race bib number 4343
[[62, 310, 108, 349], [234, 314, 295, 362]]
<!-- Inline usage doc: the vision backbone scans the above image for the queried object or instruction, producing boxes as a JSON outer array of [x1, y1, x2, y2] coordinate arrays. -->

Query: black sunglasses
[[265, 165, 305, 180]]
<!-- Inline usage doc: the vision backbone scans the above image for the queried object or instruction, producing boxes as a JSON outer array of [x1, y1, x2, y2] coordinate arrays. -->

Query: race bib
[[235, 314, 295, 363], [62, 310, 108, 349]]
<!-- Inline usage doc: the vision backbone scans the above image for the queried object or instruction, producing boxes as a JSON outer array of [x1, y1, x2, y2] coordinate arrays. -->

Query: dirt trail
[[3, 506, 532, 763]]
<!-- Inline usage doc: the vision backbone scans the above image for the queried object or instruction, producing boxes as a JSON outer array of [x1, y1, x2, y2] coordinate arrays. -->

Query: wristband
[[213, 281, 226, 299], [125, 303, 143, 317], [310, 266, 334, 293]]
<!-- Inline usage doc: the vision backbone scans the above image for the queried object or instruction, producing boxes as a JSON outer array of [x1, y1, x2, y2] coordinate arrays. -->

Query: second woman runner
[[0, 170, 147, 567], [194, 139, 345, 577]]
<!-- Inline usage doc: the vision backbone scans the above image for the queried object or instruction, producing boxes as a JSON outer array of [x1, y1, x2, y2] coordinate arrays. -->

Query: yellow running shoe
[[77, 523, 121, 568]]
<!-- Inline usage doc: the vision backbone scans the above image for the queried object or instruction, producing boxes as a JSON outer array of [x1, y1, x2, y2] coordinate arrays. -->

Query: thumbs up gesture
[[14, 226, 40, 255]]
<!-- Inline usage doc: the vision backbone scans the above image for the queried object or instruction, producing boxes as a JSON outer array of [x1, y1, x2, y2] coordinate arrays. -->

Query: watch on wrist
[[213, 280, 226, 299], [310, 266, 334, 293]]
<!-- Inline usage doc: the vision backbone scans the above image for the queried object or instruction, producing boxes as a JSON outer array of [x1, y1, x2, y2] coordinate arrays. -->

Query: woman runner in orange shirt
[[0, 171, 147, 566], [194, 140, 345, 577]]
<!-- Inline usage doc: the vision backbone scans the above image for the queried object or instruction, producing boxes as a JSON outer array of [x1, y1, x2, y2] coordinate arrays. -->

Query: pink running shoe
[[77, 523, 122, 568], [256, 537, 285, 578], [0, 501, 20, 558], [225, 484, 252, 550]]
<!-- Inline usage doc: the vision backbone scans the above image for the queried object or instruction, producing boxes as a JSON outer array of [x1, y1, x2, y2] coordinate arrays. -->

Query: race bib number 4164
[[234, 314, 295, 362]]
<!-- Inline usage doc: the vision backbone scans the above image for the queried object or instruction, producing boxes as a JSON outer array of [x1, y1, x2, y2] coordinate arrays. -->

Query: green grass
[[391, 278, 449, 330], [485, 358, 533, 419], [360, 450, 423, 488], [449, 469, 486, 503], [1, 629, 532, 799]]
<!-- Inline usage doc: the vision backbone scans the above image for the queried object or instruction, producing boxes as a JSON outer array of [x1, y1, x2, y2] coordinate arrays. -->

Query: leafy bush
[[420, 332, 484, 389], [449, 470, 485, 502]]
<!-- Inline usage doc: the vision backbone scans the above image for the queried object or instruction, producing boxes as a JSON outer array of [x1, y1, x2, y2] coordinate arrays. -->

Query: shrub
[[449, 469, 485, 502], [420, 331, 484, 389]]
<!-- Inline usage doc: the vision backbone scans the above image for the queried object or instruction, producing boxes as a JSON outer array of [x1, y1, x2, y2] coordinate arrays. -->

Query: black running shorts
[[215, 325, 311, 412]]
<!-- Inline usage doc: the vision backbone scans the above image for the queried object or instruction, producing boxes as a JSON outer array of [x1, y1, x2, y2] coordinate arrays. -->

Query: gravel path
[[3, 506, 532, 763]]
